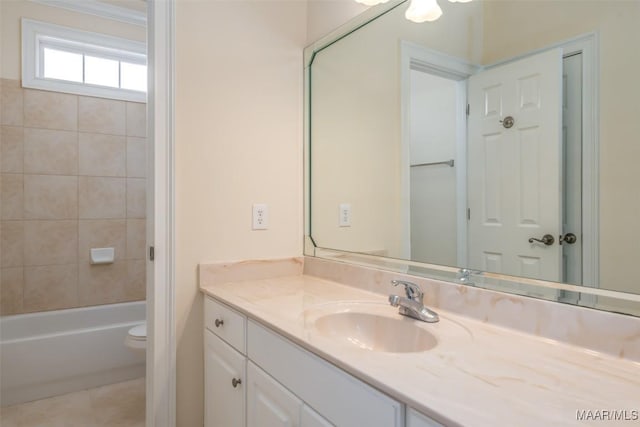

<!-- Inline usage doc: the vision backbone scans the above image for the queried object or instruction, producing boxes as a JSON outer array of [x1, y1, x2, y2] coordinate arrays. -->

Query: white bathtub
[[0, 301, 146, 407]]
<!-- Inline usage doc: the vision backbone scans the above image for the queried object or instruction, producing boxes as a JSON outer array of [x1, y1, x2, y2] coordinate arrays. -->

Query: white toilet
[[125, 323, 147, 356]]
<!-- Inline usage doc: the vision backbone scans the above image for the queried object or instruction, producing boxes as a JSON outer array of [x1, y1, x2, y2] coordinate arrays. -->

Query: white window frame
[[22, 18, 147, 102]]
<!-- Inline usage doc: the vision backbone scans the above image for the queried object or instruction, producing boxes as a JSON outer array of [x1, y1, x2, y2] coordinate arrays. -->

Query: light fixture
[[354, 0, 471, 23], [405, 0, 443, 23], [354, 0, 390, 6]]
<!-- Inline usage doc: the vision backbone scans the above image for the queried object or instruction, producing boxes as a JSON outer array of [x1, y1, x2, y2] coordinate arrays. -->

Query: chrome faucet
[[457, 268, 482, 285], [388, 280, 439, 323]]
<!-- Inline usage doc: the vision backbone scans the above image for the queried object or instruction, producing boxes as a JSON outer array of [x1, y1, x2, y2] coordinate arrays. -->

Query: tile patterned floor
[[0, 378, 145, 427]]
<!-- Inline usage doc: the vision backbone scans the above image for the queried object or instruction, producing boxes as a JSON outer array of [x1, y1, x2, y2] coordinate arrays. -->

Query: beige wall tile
[[1, 78, 20, 88], [79, 97, 126, 136], [126, 219, 146, 260], [78, 261, 127, 306], [126, 137, 146, 178], [23, 264, 78, 312], [126, 259, 146, 300], [24, 89, 78, 131], [126, 102, 147, 137], [1, 221, 23, 267], [126, 178, 146, 218], [24, 220, 78, 266], [24, 128, 78, 175], [1, 126, 24, 173], [24, 175, 78, 220], [1, 267, 24, 315], [1, 86, 23, 126], [1, 174, 23, 219], [79, 133, 126, 177], [79, 177, 126, 219], [79, 219, 126, 263]]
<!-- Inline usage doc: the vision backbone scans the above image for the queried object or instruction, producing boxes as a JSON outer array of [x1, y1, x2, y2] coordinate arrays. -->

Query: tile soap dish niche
[[90, 247, 115, 265]]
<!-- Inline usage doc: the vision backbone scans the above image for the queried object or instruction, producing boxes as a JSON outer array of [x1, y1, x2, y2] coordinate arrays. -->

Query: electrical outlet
[[339, 203, 351, 227], [252, 204, 268, 230]]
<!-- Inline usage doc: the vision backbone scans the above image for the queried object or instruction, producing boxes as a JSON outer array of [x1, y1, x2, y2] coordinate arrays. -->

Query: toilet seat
[[128, 324, 146, 340], [125, 323, 147, 355]]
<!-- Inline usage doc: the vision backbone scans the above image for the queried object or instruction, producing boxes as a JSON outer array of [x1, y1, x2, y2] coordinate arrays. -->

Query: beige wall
[[0, 0, 146, 80], [306, 0, 368, 45], [175, 1, 306, 425], [483, 0, 640, 294]]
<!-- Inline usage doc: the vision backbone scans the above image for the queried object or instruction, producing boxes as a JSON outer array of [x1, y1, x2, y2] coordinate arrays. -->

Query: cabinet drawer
[[248, 320, 404, 427], [205, 297, 246, 354]]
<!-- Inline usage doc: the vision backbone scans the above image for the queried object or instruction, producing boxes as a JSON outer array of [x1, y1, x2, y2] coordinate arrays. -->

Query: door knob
[[500, 116, 515, 129], [528, 234, 555, 246], [231, 378, 242, 388], [560, 233, 577, 245]]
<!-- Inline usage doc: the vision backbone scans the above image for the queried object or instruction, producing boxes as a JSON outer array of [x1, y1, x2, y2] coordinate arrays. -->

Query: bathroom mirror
[[305, 0, 640, 315]]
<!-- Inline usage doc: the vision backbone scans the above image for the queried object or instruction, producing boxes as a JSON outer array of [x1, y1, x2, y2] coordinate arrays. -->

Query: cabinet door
[[247, 361, 302, 427], [205, 331, 246, 427], [406, 408, 445, 427], [301, 404, 333, 427]]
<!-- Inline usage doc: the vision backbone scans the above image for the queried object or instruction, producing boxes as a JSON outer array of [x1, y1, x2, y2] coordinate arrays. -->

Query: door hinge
[[149, 246, 155, 261], [467, 208, 471, 220], [466, 104, 470, 116]]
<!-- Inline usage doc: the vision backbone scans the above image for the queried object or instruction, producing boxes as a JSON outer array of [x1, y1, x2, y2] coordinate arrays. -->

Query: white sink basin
[[313, 311, 438, 353], [302, 301, 470, 354]]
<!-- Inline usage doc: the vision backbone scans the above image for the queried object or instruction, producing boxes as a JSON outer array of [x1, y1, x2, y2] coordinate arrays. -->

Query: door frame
[[485, 33, 600, 296], [399, 41, 480, 264], [147, 1, 176, 426]]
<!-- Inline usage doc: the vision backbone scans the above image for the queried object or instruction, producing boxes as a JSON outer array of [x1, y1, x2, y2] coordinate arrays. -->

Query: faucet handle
[[391, 280, 423, 302]]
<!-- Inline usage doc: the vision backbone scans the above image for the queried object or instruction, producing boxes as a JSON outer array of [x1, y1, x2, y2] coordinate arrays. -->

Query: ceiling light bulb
[[405, 0, 443, 23], [448, 0, 472, 3], [354, 0, 390, 6]]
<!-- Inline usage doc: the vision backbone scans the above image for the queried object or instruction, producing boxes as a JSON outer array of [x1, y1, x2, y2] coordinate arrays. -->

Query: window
[[22, 19, 147, 102]]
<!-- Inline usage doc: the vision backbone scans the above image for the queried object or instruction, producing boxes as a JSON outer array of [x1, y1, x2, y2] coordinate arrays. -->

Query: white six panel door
[[467, 49, 563, 282]]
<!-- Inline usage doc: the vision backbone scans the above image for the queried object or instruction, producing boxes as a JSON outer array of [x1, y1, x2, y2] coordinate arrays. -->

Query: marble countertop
[[200, 274, 640, 427]]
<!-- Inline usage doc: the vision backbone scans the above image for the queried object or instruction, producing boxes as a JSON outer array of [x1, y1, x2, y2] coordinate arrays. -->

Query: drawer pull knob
[[214, 318, 224, 328], [232, 378, 242, 388]]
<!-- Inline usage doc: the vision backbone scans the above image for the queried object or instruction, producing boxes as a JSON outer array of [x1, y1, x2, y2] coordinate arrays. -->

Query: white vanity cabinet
[[204, 298, 247, 427], [204, 296, 444, 427], [301, 405, 334, 427], [247, 320, 404, 427], [247, 361, 302, 427], [407, 408, 445, 427], [205, 297, 333, 427]]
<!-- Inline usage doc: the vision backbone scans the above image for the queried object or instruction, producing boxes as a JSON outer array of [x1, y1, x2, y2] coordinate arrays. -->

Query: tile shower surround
[[0, 78, 147, 315]]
